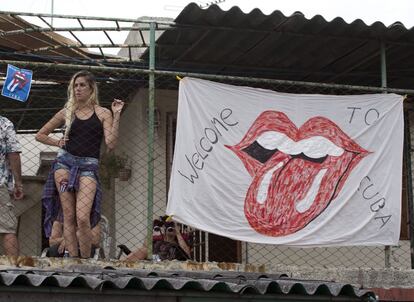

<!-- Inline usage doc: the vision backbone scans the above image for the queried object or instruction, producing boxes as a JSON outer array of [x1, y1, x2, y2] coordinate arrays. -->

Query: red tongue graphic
[[226, 111, 370, 237], [245, 151, 357, 236]]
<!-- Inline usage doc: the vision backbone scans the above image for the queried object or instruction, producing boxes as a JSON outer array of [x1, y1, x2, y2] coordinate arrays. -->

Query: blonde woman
[[36, 70, 124, 258]]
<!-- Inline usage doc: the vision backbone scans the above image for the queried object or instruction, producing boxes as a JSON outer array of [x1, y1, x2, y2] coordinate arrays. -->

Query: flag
[[167, 77, 403, 247], [1, 64, 33, 102]]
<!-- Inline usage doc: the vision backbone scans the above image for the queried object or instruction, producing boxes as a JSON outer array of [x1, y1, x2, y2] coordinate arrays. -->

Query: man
[[121, 217, 192, 261], [0, 115, 24, 256], [47, 216, 102, 258]]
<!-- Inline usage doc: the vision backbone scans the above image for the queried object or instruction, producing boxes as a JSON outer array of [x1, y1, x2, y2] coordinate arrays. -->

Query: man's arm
[[125, 245, 148, 261], [7, 152, 23, 199], [4, 118, 23, 200]]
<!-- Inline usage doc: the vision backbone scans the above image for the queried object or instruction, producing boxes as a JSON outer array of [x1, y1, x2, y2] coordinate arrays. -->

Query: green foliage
[[100, 152, 130, 189]]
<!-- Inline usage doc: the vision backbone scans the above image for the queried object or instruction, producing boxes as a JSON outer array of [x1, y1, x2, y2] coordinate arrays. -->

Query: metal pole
[[380, 41, 387, 89], [245, 242, 249, 264], [381, 40, 392, 268], [51, 0, 54, 27], [205, 232, 209, 261], [2, 59, 414, 95], [146, 21, 156, 260], [404, 112, 414, 268]]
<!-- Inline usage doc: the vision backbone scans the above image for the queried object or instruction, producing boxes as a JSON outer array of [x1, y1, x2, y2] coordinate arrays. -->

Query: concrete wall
[[114, 88, 178, 252], [0, 176, 45, 256], [243, 240, 411, 269], [18, 133, 59, 176]]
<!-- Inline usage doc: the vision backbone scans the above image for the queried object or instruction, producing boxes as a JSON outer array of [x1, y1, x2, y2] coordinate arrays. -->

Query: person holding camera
[[153, 220, 191, 261], [120, 217, 192, 261]]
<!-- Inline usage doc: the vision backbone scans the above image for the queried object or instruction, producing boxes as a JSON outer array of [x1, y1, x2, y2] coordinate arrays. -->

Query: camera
[[164, 221, 175, 232]]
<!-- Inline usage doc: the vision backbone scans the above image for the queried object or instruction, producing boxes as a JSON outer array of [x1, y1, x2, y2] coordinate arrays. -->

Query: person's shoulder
[[51, 109, 65, 121], [49, 108, 65, 116], [95, 105, 111, 118], [0, 116, 14, 128], [0, 115, 12, 124]]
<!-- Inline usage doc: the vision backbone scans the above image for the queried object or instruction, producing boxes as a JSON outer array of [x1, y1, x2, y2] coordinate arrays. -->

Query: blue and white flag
[[1, 64, 33, 102]]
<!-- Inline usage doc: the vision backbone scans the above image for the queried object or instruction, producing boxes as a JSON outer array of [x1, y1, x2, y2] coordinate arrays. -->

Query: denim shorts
[[55, 149, 99, 180]]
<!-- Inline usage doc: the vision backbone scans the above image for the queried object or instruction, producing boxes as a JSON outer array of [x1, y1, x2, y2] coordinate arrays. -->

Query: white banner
[[167, 77, 404, 246]]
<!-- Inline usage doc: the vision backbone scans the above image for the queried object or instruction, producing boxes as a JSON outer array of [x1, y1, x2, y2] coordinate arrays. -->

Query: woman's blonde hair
[[64, 70, 99, 139]]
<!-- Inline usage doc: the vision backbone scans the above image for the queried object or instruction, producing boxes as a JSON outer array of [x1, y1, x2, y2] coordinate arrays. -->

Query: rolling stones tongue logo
[[226, 111, 369, 237]]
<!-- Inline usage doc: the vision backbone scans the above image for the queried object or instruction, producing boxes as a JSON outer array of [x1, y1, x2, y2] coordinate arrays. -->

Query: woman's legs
[[54, 169, 77, 257], [76, 176, 97, 258]]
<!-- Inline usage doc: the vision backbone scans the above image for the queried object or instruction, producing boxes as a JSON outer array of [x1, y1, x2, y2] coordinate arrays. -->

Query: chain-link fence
[[0, 63, 150, 260], [0, 60, 412, 269], [153, 73, 414, 269], [1, 16, 413, 271]]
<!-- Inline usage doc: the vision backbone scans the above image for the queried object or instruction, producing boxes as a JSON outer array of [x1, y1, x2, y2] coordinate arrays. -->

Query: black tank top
[[64, 109, 104, 159]]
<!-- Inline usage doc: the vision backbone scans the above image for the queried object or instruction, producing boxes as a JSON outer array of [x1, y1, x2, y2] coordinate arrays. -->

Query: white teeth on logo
[[257, 162, 284, 204], [256, 131, 344, 158], [295, 169, 327, 213]]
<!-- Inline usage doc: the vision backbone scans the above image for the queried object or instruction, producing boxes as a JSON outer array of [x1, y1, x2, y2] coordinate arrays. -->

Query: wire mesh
[[0, 54, 412, 269], [0, 62, 150, 259], [153, 73, 413, 269]]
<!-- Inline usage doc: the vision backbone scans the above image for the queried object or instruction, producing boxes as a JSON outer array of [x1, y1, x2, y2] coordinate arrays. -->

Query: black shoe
[[117, 244, 131, 255]]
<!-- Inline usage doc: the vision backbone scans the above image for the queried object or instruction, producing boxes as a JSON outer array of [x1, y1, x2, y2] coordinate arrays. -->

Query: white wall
[[18, 133, 59, 176], [114, 88, 178, 251]]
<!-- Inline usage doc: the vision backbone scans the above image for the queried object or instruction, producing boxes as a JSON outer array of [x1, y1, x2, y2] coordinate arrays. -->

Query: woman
[[36, 70, 124, 258]]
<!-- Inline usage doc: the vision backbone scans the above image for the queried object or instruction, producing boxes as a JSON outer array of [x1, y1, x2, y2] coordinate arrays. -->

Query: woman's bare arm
[[35, 109, 66, 147], [98, 100, 124, 151]]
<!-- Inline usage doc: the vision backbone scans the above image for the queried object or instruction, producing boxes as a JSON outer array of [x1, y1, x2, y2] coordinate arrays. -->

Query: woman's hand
[[111, 99, 125, 114], [57, 137, 67, 148]]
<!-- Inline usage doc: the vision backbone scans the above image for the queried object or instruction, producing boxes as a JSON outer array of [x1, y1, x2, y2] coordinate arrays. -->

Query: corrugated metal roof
[[0, 268, 374, 299], [0, 13, 107, 63], [0, 13, 142, 131], [146, 3, 414, 90]]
